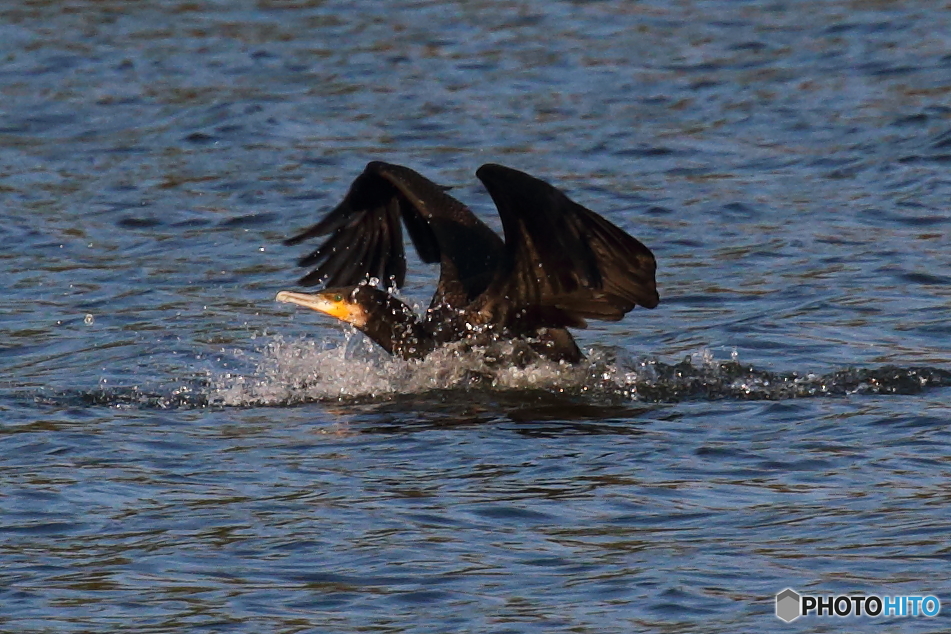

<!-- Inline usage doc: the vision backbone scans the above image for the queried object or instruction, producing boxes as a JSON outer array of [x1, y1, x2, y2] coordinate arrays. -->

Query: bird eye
[[333, 294, 343, 302]]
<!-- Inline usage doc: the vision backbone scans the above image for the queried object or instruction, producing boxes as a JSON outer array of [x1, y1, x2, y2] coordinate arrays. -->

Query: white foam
[[208, 333, 650, 406]]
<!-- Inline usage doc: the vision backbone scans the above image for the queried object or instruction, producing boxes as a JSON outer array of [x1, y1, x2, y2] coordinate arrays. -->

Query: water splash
[[31, 382, 210, 410], [209, 335, 951, 407], [22, 336, 951, 411], [209, 334, 603, 406]]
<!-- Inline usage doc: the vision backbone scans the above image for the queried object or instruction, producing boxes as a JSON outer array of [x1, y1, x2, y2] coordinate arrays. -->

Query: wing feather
[[284, 162, 504, 309], [476, 164, 658, 328]]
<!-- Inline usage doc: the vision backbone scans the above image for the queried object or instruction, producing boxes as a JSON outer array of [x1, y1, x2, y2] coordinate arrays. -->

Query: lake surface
[[2, 1, 950, 632]]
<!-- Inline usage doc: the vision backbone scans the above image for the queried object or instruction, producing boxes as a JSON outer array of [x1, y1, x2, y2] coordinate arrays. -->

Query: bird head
[[276, 285, 427, 358], [275, 286, 374, 329]]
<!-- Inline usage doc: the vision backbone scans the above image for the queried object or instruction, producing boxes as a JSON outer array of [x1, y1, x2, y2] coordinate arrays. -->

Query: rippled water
[[2, 1, 950, 632]]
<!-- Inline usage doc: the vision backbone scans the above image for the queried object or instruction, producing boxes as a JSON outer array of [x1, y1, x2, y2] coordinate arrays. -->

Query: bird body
[[277, 162, 658, 363]]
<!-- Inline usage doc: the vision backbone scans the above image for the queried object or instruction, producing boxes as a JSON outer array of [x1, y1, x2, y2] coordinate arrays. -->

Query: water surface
[[2, 1, 950, 632]]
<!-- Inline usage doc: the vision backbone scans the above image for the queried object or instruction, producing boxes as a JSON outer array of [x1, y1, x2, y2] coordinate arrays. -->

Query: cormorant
[[276, 162, 658, 363]]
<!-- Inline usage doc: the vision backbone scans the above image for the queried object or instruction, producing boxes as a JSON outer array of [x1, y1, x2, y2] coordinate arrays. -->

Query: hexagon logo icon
[[776, 588, 801, 623]]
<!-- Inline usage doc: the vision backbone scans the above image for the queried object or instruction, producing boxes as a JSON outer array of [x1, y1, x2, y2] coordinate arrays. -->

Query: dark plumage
[[277, 161, 658, 363]]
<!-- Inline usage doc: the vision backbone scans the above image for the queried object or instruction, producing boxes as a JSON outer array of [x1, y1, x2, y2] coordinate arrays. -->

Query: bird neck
[[356, 288, 434, 360]]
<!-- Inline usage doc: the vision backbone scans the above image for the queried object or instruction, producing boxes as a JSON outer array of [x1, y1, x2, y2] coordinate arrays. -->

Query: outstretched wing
[[475, 164, 658, 328], [285, 163, 432, 288], [285, 162, 504, 309]]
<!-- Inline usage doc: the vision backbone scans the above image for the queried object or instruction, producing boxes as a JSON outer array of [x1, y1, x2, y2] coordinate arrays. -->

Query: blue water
[[2, 1, 950, 632]]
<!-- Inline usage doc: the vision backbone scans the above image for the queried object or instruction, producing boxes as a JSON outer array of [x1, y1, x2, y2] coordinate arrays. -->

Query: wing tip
[[641, 289, 660, 310], [284, 233, 308, 247]]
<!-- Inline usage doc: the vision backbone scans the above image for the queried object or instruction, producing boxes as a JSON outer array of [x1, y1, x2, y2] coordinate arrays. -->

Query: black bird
[[276, 161, 658, 363]]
